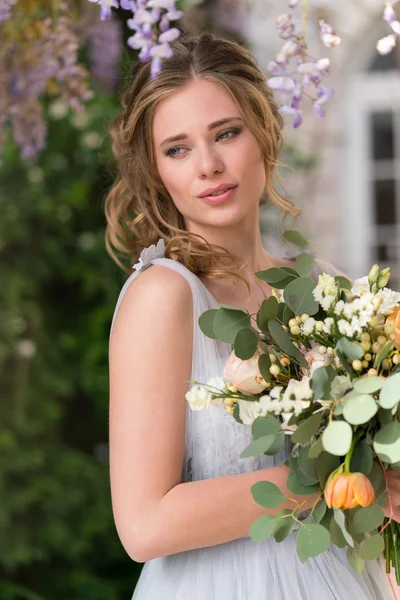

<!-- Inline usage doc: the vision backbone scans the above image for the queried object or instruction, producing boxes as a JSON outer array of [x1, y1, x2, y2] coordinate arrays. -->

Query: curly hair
[[104, 29, 301, 293]]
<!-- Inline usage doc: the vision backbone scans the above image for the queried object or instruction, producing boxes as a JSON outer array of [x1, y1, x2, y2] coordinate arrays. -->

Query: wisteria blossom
[[377, 1, 400, 55], [0, 0, 17, 23], [267, 2, 340, 128]]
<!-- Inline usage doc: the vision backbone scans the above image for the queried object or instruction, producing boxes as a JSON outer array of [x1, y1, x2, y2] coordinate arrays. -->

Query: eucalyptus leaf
[[359, 535, 385, 561], [350, 440, 373, 475], [252, 414, 281, 439], [213, 307, 251, 344], [308, 436, 324, 459], [354, 376, 385, 395], [379, 373, 400, 410], [373, 340, 395, 369], [335, 276, 353, 291], [258, 296, 280, 330], [198, 309, 218, 339], [329, 518, 347, 548], [251, 480, 286, 509], [274, 509, 298, 542], [258, 353, 272, 382], [296, 253, 316, 278], [311, 365, 336, 401], [322, 420, 353, 456], [268, 319, 308, 368], [296, 524, 331, 558], [347, 548, 366, 574], [234, 328, 259, 360], [352, 505, 385, 533], [333, 508, 354, 547], [240, 435, 276, 458], [342, 394, 378, 425], [256, 268, 297, 288], [291, 412, 324, 444], [283, 230, 310, 247], [232, 403, 243, 424], [283, 278, 319, 316], [298, 447, 318, 482], [336, 337, 364, 361], [249, 514, 277, 542], [286, 471, 321, 495], [373, 422, 400, 463], [316, 452, 340, 489]]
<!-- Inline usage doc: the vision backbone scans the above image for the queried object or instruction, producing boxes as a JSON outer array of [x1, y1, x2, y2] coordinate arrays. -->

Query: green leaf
[[298, 447, 318, 483], [374, 340, 395, 369], [352, 505, 385, 533], [296, 524, 331, 558], [234, 328, 258, 360], [329, 517, 347, 548], [333, 508, 354, 547], [359, 534, 385, 561], [354, 376, 385, 395], [311, 365, 336, 401], [308, 436, 324, 459], [198, 309, 218, 339], [286, 471, 321, 496], [274, 509, 298, 542], [335, 276, 353, 291], [322, 420, 353, 456], [350, 440, 373, 475], [283, 230, 310, 247], [213, 307, 251, 344], [232, 403, 243, 424], [283, 278, 319, 316], [316, 452, 340, 489], [291, 412, 324, 444], [249, 514, 277, 542], [240, 435, 276, 458], [252, 414, 281, 439], [347, 547, 366, 574], [256, 268, 296, 288], [373, 422, 400, 463], [295, 253, 316, 278], [268, 319, 308, 368], [313, 498, 327, 523], [336, 337, 364, 361], [342, 394, 378, 425], [258, 352, 272, 382], [251, 481, 286, 509], [283, 305, 295, 326], [379, 373, 400, 410], [258, 296, 280, 330]]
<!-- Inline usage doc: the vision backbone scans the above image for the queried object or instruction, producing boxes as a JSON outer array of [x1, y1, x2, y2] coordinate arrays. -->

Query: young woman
[[106, 30, 399, 600]]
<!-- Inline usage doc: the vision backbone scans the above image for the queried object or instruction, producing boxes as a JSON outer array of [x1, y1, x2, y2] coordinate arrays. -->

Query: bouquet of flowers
[[185, 230, 400, 584]]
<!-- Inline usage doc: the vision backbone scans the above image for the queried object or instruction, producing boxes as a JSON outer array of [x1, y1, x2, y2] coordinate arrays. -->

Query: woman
[[106, 30, 399, 599]]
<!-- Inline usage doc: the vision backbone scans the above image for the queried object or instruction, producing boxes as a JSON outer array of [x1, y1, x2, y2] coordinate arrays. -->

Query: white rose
[[206, 376, 228, 407], [376, 288, 400, 316]]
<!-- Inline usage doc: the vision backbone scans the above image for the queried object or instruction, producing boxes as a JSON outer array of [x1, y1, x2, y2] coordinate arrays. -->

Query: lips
[[197, 183, 237, 198]]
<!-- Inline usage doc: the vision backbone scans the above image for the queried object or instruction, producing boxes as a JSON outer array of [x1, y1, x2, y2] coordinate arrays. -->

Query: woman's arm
[[109, 265, 318, 564]]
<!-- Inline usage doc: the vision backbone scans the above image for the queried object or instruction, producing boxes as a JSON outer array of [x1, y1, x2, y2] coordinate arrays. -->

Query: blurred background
[[0, 0, 399, 598]]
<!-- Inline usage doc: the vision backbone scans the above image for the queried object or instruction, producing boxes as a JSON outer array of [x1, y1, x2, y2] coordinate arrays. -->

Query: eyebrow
[[159, 117, 243, 148]]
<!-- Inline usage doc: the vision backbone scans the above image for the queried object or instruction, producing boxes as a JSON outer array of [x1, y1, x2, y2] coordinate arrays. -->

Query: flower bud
[[301, 313, 310, 323], [369, 316, 379, 328], [377, 335, 387, 346], [368, 264, 379, 286], [290, 325, 301, 336], [361, 341, 371, 352], [372, 342, 382, 353], [384, 321, 395, 336], [360, 332, 371, 342], [373, 296, 383, 310], [224, 397, 234, 407], [377, 272, 390, 290], [269, 364, 281, 377], [393, 353, 400, 365], [324, 467, 375, 510], [368, 368, 378, 376], [352, 359, 363, 371]]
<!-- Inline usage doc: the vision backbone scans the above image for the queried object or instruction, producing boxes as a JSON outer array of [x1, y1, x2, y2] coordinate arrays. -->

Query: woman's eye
[[165, 127, 241, 158]]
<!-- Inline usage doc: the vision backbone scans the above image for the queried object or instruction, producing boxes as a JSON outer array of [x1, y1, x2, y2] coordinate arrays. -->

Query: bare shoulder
[[110, 264, 193, 345]]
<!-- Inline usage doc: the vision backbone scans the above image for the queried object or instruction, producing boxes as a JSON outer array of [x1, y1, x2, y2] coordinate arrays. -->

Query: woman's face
[[152, 78, 266, 232]]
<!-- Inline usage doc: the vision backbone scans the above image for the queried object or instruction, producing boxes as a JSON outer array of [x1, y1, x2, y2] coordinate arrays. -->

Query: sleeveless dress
[[109, 239, 396, 600]]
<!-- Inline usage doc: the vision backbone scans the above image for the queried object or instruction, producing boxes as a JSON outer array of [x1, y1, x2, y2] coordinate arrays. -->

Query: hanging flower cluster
[[266, 0, 341, 128], [376, 1, 400, 55], [89, 0, 183, 80]]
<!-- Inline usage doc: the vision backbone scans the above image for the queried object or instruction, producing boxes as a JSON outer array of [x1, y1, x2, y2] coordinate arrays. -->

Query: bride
[[106, 30, 400, 599]]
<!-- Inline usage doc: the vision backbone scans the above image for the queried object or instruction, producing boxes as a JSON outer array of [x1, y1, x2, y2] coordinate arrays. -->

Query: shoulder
[[110, 264, 193, 344]]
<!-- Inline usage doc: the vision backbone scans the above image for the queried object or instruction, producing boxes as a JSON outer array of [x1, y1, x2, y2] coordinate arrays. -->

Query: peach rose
[[223, 343, 269, 396], [386, 306, 400, 350]]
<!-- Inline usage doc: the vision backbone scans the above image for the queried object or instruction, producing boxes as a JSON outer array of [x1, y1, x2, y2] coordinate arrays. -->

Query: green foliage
[[0, 92, 138, 598]]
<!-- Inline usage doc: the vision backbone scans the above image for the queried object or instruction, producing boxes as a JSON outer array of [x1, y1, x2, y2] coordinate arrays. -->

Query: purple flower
[[158, 27, 180, 44], [288, 0, 299, 7], [267, 76, 296, 93], [88, 0, 119, 21], [377, 33, 397, 54], [318, 19, 341, 47], [268, 60, 285, 75], [279, 105, 303, 128], [0, 0, 17, 22]]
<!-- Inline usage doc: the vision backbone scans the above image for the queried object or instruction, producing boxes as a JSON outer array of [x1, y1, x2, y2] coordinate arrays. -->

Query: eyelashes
[[164, 127, 242, 159]]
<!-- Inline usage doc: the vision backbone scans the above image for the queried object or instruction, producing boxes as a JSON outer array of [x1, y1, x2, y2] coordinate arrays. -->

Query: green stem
[[343, 429, 364, 473]]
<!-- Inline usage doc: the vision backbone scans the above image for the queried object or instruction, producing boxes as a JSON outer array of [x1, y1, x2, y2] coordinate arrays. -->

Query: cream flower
[[132, 238, 165, 272], [185, 385, 212, 411]]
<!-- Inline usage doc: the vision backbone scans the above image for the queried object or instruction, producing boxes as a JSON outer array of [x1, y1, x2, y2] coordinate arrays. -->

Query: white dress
[[109, 239, 395, 600]]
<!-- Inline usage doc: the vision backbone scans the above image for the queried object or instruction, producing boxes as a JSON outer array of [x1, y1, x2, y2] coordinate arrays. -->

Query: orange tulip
[[324, 466, 375, 510]]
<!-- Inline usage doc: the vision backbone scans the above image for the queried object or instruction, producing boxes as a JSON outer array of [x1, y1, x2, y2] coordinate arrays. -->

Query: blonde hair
[[104, 30, 301, 294]]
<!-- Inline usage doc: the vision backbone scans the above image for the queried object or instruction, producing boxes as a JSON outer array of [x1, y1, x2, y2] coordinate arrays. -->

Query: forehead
[[152, 79, 240, 140]]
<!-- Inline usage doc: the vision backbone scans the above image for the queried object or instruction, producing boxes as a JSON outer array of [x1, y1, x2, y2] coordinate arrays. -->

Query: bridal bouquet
[[185, 231, 400, 583]]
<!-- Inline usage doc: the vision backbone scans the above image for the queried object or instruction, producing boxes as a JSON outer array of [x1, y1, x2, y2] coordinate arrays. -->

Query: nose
[[197, 144, 225, 179]]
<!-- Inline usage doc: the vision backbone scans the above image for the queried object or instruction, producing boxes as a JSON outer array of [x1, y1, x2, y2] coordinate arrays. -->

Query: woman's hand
[[381, 467, 400, 522]]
